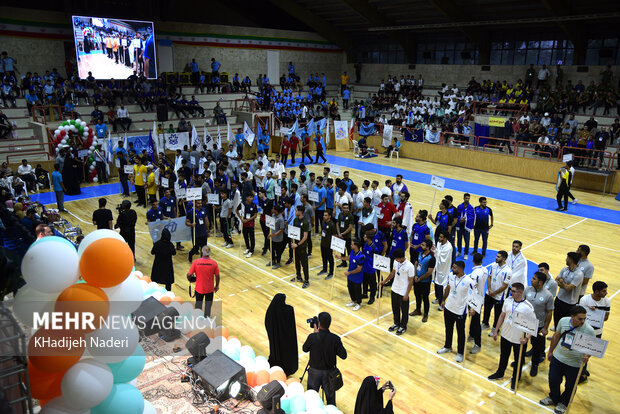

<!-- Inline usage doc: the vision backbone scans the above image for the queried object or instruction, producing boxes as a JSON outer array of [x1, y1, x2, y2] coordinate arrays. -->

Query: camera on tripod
[[306, 316, 318, 329]]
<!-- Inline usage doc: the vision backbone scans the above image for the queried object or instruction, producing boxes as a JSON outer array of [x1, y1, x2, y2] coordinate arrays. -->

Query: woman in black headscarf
[[264, 293, 298, 376], [150, 228, 176, 291], [354, 376, 396, 414], [62, 151, 81, 195]]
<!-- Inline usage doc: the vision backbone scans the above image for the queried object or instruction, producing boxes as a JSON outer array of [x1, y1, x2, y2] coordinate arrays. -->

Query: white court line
[[522, 218, 588, 251], [610, 288, 620, 300], [206, 240, 554, 413]]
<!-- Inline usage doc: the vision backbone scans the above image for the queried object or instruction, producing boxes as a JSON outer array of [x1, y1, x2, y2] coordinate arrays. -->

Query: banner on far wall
[[163, 131, 190, 151], [489, 117, 506, 127], [334, 120, 348, 141], [382, 125, 393, 147]]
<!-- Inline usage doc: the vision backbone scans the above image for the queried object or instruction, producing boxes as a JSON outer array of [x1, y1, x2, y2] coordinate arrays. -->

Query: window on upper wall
[[585, 38, 618, 65], [490, 36, 574, 65], [355, 41, 405, 64]]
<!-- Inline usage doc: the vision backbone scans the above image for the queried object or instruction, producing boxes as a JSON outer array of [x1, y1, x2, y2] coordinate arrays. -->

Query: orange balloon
[[172, 296, 184, 303], [255, 370, 269, 386], [159, 297, 171, 306], [270, 370, 287, 383], [216, 326, 229, 339], [28, 361, 64, 400], [246, 372, 256, 388], [55, 283, 109, 333], [142, 277, 151, 283], [80, 238, 133, 288], [286, 377, 300, 385], [28, 329, 84, 373], [204, 327, 215, 338]]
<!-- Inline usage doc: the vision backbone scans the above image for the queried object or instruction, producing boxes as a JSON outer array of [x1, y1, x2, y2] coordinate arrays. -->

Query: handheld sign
[[207, 193, 219, 205], [161, 177, 169, 188], [308, 191, 319, 203], [571, 332, 608, 358], [265, 215, 276, 231], [176, 188, 187, 199], [186, 187, 202, 201], [467, 292, 484, 314], [585, 308, 605, 329], [373, 254, 390, 272], [330, 164, 341, 177], [275, 186, 282, 197], [430, 176, 445, 191], [124, 165, 134, 174], [562, 153, 574, 163], [78, 149, 89, 158], [288, 225, 301, 241], [512, 311, 539, 336], [330, 236, 346, 254], [115, 159, 120, 168]]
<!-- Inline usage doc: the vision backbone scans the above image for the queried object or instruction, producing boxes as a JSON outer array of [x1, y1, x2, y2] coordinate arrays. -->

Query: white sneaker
[[470, 345, 481, 354], [464, 254, 468, 260], [353, 304, 361, 311], [345, 302, 355, 307], [226, 243, 234, 248], [221, 242, 228, 247], [432, 299, 439, 304], [245, 252, 253, 258], [456, 354, 464, 363], [243, 249, 249, 254], [437, 347, 452, 354], [571, 198, 578, 205]]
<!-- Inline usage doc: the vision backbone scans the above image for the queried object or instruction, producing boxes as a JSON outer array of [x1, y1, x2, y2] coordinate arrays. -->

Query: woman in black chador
[[264, 293, 298, 376]]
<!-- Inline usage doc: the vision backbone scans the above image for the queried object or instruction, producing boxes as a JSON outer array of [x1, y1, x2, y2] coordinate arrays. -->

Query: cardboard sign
[[330, 164, 341, 177], [330, 236, 346, 254], [288, 225, 301, 241], [124, 165, 134, 174], [176, 188, 187, 199], [308, 191, 319, 203], [373, 254, 390, 272], [430, 175, 445, 191], [585, 308, 606, 329], [512, 310, 539, 336], [161, 177, 169, 188], [207, 193, 219, 205], [78, 149, 89, 158], [115, 159, 120, 168], [275, 186, 282, 197], [571, 332, 608, 358], [186, 187, 202, 201], [265, 215, 276, 231], [562, 153, 574, 163], [467, 292, 484, 314]]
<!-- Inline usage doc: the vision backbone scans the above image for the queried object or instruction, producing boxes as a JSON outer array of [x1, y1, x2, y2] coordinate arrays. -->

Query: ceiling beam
[[267, 0, 353, 54]]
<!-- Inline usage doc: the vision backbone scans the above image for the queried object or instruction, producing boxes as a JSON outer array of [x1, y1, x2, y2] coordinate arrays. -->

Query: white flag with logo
[[382, 125, 393, 147], [243, 121, 255, 146], [227, 122, 233, 144], [204, 125, 214, 151], [191, 125, 200, 148]]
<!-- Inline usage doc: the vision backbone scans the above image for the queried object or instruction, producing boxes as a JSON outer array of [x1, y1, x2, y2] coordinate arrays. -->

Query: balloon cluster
[[15, 230, 151, 414], [52, 119, 100, 183]]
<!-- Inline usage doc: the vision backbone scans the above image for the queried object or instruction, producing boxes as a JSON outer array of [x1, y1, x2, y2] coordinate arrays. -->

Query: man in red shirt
[[289, 132, 300, 165], [280, 136, 291, 166], [187, 246, 220, 317], [301, 132, 312, 164], [378, 193, 397, 248]]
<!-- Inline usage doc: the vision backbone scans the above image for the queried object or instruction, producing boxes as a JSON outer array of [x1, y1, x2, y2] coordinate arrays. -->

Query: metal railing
[[6, 151, 50, 163]]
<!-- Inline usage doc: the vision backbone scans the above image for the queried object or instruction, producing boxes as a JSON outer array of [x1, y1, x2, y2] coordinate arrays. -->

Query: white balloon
[[83, 131, 89, 137], [255, 356, 270, 372], [238, 357, 255, 373], [180, 302, 193, 316], [41, 396, 90, 414], [142, 400, 156, 414], [61, 359, 113, 409], [133, 271, 144, 278], [55, 147, 60, 152], [12, 285, 58, 326], [61, 138, 67, 144], [78, 229, 126, 256], [86, 318, 139, 363], [102, 275, 143, 315], [287, 381, 304, 397], [152, 291, 163, 300], [268, 366, 284, 374], [75, 118, 82, 124], [21, 238, 79, 293], [80, 121, 87, 127], [304, 390, 321, 410], [277, 380, 288, 395], [89, 145, 95, 151], [139, 280, 148, 290], [89, 165, 95, 171], [227, 337, 241, 350], [54, 130, 60, 136]]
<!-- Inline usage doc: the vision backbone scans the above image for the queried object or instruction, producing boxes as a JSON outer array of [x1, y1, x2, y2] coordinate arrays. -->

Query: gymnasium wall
[[344, 63, 619, 87], [0, 7, 345, 82]]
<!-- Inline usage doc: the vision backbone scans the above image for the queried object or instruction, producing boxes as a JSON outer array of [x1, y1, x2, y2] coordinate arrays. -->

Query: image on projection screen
[[72, 15, 157, 79]]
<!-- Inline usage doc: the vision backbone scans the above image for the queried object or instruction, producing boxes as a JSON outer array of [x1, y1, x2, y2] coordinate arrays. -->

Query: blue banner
[[126, 135, 150, 153], [359, 123, 375, 137], [148, 217, 192, 243]]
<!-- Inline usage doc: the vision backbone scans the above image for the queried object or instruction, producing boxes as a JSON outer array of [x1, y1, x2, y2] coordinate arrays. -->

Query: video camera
[[306, 316, 318, 329]]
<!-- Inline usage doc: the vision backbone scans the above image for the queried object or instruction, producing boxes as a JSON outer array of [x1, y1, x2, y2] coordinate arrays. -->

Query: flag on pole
[[216, 124, 222, 148], [204, 124, 214, 151], [152, 121, 158, 152], [287, 119, 300, 137], [191, 124, 200, 148], [123, 132, 128, 151], [306, 118, 316, 136], [226, 122, 233, 144], [104, 132, 111, 175], [243, 121, 255, 146], [348, 120, 355, 142], [147, 131, 155, 163], [256, 121, 263, 143]]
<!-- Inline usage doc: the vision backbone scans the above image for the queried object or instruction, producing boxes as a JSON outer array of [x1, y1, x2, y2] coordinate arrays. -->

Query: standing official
[[508, 240, 528, 287], [380, 248, 415, 335], [291, 206, 311, 288], [187, 246, 220, 317], [553, 252, 584, 329], [473, 197, 493, 257], [186, 199, 209, 263], [438, 261, 474, 362], [318, 210, 337, 280]]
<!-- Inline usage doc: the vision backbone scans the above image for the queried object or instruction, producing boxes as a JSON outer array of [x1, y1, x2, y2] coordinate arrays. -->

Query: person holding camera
[[114, 199, 137, 257], [354, 376, 396, 414], [302, 312, 347, 405]]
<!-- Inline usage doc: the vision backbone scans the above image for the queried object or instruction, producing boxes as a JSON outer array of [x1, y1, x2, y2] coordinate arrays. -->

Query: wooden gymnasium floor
[[40, 151, 620, 414]]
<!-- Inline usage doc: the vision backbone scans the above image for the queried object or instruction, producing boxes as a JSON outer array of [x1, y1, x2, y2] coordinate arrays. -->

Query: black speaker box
[[131, 296, 166, 336], [192, 350, 247, 400], [157, 103, 168, 122], [186, 332, 210, 360]]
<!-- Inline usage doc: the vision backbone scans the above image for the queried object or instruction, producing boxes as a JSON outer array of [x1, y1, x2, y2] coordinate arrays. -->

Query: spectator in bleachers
[[116, 104, 131, 131], [17, 159, 36, 192], [0, 110, 13, 139], [1, 78, 17, 108]]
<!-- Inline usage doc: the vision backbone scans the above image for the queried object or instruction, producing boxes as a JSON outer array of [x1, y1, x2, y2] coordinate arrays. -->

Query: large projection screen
[[72, 15, 157, 79]]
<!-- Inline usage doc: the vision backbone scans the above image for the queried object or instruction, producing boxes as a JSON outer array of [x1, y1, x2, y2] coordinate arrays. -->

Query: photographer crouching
[[302, 312, 347, 405]]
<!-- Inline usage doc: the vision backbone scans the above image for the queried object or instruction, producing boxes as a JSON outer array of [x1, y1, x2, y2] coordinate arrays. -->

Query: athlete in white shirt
[[482, 250, 512, 332], [508, 240, 528, 287], [433, 231, 453, 310], [468, 253, 489, 353]]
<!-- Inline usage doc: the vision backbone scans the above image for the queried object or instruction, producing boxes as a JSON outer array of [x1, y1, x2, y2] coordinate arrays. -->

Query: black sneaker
[[317, 270, 327, 276], [488, 372, 503, 380], [337, 262, 347, 268], [530, 364, 538, 377], [290, 276, 297, 282], [361, 294, 369, 299], [396, 327, 406, 335], [367, 297, 375, 305], [261, 250, 268, 256], [302, 281, 309, 289], [325, 274, 333, 280], [285, 258, 293, 265], [388, 324, 398, 332], [525, 348, 533, 357], [188, 253, 193, 263]]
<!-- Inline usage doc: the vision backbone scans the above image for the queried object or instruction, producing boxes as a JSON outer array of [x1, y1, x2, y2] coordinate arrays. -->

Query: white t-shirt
[[17, 164, 33, 175], [488, 263, 512, 300], [117, 108, 129, 118], [433, 240, 453, 286], [391, 259, 415, 297], [578, 259, 594, 296], [500, 297, 535, 344], [508, 251, 528, 288], [578, 294, 610, 336], [556, 266, 584, 305], [380, 186, 392, 197], [469, 265, 488, 298], [444, 273, 474, 315], [254, 168, 266, 188]]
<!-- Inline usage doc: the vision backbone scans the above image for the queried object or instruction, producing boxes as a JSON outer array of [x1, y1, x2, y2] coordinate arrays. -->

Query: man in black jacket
[[115, 200, 137, 257], [302, 312, 347, 405]]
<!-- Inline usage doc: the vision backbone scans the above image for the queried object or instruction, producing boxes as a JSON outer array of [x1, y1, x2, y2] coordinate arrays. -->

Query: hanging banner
[[163, 132, 190, 151], [334, 120, 348, 141], [489, 117, 506, 127], [148, 217, 192, 243], [382, 125, 393, 147]]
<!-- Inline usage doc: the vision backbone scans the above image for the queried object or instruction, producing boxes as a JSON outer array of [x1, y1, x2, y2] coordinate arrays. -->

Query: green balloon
[[79, 127, 84, 134]]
